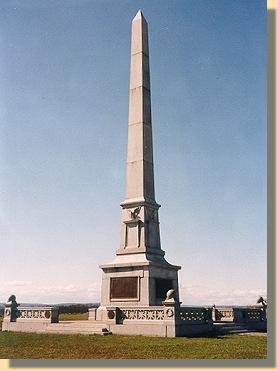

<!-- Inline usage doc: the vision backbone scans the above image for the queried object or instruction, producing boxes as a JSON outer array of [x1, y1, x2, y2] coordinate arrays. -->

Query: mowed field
[[0, 315, 267, 359]]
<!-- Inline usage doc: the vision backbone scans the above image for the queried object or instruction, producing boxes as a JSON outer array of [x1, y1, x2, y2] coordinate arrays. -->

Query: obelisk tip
[[133, 9, 144, 21]]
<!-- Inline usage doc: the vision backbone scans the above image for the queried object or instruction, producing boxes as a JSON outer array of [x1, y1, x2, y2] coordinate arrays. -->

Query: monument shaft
[[124, 10, 155, 205], [117, 10, 163, 257], [99, 11, 180, 311]]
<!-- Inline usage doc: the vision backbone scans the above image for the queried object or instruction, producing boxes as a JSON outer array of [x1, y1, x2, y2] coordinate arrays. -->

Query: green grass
[[0, 314, 267, 359], [59, 312, 88, 321]]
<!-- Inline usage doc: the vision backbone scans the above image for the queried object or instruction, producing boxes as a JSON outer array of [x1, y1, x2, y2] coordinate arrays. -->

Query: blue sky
[[0, 0, 266, 306]]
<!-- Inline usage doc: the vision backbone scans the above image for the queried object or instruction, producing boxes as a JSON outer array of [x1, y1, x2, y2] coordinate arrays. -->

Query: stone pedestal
[[98, 258, 180, 311]]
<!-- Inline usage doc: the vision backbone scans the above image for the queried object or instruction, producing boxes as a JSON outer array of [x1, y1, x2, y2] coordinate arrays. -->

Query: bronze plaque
[[110, 277, 138, 299]]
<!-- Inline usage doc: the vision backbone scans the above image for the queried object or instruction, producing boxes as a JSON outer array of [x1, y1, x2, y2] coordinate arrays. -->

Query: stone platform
[[2, 303, 266, 338], [38, 321, 111, 335], [212, 322, 266, 335], [3, 320, 111, 336]]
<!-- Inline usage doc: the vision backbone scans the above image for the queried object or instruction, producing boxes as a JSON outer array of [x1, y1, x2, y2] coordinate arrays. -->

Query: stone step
[[213, 323, 253, 334], [38, 321, 111, 335], [218, 328, 249, 334]]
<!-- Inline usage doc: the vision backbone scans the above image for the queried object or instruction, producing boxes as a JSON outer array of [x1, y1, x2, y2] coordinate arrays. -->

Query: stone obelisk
[[117, 10, 164, 259], [98, 11, 180, 315]]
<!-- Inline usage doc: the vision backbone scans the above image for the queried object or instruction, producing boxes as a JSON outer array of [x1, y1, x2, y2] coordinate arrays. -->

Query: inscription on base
[[110, 277, 138, 299]]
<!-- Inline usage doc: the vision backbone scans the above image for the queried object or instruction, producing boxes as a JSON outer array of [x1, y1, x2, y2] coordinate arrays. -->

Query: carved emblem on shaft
[[130, 207, 141, 219]]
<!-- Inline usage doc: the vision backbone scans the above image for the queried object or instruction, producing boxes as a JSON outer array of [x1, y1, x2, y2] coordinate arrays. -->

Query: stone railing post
[[233, 307, 245, 323], [162, 301, 179, 337], [3, 303, 13, 323], [105, 306, 122, 324], [88, 307, 97, 321], [161, 289, 180, 337], [260, 307, 267, 322], [212, 304, 216, 322], [107, 307, 117, 324], [3, 295, 20, 323], [163, 301, 178, 321]]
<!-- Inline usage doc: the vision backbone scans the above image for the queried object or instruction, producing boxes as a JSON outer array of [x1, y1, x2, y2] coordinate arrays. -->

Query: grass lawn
[[0, 315, 267, 359], [59, 313, 88, 321]]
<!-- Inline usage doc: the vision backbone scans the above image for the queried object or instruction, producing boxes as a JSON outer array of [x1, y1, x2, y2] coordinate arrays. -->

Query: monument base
[[107, 323, 213, 337], [89, 302, 214, 337], [2, 303, 266, 337], [99, 254, 181, 308]]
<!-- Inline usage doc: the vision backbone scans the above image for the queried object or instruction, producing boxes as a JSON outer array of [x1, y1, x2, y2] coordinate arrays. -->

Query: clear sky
[[1, 0, 266, 306]]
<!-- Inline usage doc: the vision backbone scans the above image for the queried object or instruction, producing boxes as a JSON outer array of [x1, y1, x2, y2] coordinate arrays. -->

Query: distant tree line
[[58, 303, 99, 314]]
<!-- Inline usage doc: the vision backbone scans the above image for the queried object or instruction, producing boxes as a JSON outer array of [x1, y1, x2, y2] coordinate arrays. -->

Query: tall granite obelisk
[[118, 10, 164, 258], [98, 11, 180, 316]]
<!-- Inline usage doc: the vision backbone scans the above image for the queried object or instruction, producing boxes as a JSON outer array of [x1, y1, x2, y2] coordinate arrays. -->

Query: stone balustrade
[[121, 307, 165, 321], [98, 305, 211, 325], [178, 307, 210, 324], [214, 308, 234, 322], [243, 307, 267, 322], [213, 306, 266, 323], [4, 306, 59, 323], [100, 306, 167, 324], [91, 304, 266, 328]]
